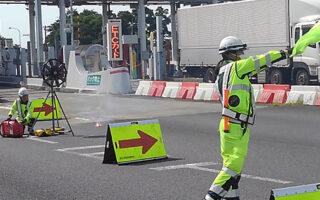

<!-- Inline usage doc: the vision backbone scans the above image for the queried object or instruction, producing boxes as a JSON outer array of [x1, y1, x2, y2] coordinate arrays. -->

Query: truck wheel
[[269, 69, 283, 84], [204, 68, 216, 83], [295, 69, 309, 85]]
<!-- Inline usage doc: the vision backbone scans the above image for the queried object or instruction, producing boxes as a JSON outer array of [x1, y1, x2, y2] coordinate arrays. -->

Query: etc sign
[[107, 19, 123, 61]]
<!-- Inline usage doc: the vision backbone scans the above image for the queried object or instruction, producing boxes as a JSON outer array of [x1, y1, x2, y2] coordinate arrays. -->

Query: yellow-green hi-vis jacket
[[217, 50, 287, 125], [8, 98, 33, 125]]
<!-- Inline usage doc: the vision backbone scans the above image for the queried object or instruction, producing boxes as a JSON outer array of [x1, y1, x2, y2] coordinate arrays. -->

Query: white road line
[[74, 117, 90, 121], [27, 136, 58, 144], [150, 162, 219, 170], [79, 152, 104, 160], [150, 162, 292, 184], [80, 152, 104, 156], [56, 145, 105, 152], [0, 106, 11, 110]]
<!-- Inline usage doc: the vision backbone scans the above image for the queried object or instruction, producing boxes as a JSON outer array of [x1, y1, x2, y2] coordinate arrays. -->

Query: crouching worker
[[7, 87, 35, 135]]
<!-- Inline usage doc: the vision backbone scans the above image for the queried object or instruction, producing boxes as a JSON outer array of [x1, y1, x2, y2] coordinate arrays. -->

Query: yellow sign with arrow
[[31, 98, 62, 120], [103, 119, 167, 164]]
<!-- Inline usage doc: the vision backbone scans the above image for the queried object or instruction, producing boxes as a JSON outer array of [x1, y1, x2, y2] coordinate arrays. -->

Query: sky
[[0, 4, 132, 48]]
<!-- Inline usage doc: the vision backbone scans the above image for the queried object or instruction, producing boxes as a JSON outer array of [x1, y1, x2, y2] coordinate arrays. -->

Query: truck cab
[[291, 20, 320, 85]]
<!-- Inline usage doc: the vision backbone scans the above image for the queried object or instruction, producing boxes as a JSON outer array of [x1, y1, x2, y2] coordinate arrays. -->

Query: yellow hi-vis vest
[[8, 98, 33, 124], [217, 50, 286, 125]]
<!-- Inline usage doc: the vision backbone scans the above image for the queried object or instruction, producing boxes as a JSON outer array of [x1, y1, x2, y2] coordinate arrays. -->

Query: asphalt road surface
[[0, 87, 319, 200]]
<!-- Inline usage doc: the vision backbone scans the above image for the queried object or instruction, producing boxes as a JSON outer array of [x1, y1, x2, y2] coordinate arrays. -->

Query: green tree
[[76, 10, 102, 45], [117, 11, 136, 35], [155, 7, 171, 37], [145, 7, 156, 36], [46, 19, 60, 47], [46, 9, 108, 47]]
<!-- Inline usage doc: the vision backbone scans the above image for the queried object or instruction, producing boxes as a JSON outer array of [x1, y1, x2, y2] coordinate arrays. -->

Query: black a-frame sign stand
[[103, 125, 117, 164]]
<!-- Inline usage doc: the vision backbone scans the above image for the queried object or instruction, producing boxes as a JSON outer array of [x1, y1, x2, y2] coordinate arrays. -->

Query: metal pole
[[138, 0, 147, 79], [28, 0, 38, 76], [35, 0, 44, 74], [129, 45, 133, 77], [26, 41, 32, 76], [20, 48, 27, 85], [153, 46, 157, 80], [0, 44, 2, 73], [156, 16, 163, 80], [51, 88, 55, 134], [59, 0, 67, 48], [170, 3, 179, 70], [70, 0, 74, 46], [53, 91, 74, 136], [149, 31, 154, 79], [102, 2, 110, 49]]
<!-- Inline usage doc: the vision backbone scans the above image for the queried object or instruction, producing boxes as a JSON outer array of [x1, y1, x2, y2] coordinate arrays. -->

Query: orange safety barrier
[[176, 82, 199, 99], [147, 81, 167, 97], [257, 84, 290, 104]]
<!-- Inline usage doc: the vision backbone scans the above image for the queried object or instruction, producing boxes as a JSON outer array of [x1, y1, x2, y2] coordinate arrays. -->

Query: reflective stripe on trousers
[[207, 168, 241, 198]]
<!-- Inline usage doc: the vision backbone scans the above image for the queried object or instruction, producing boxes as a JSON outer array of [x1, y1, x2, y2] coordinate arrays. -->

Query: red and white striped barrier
[[162, 82, 182, 98], [252, 84, 263, 102], [148, 81, 166, 97], [194, 83, 215, 101], [257, 84, 290, 104], [287, 86, 320, 105], [134, 80, 320, 106], [315, 94, 320, 106], [176, 82, 199, 99], [135, 81, 152, 96]]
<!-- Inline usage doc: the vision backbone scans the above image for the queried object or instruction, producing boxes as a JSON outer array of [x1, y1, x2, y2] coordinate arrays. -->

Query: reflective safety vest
[[217, 50, 286, 125], [8, 98, 32, 123]]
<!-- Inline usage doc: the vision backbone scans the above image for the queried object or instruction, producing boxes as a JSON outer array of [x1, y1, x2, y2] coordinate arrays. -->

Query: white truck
[[176, 0, 320, 85]]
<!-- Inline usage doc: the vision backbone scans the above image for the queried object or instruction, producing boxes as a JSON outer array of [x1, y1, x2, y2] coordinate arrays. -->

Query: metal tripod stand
[[33, 86, 74, 136], [33, 59, 74, 136]]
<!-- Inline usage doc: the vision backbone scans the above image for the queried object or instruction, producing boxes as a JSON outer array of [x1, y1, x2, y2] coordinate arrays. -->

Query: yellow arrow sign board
[[103, 119, 167, 164], [31, 98, 62, 120], [271, 183, 320, 200]]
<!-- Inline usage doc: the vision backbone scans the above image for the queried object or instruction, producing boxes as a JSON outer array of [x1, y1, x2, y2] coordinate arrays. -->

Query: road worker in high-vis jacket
[[203, 36, 290, 200], [8, 87, 35, 134]]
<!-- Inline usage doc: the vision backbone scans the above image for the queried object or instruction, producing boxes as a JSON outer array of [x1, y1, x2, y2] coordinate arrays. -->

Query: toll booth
[[66, 44, 132, 94]]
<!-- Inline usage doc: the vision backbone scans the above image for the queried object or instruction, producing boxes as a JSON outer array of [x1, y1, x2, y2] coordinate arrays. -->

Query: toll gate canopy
[[0, 0, 226, 6]]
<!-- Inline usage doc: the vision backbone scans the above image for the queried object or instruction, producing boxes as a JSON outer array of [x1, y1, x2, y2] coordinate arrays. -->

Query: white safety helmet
[[218, 36, 247, 54], [18, 87, 29, 97]]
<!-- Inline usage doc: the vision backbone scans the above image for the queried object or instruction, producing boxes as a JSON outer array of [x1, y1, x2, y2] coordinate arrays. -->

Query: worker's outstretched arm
[[235, 50, 287, 78]]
